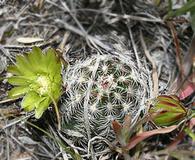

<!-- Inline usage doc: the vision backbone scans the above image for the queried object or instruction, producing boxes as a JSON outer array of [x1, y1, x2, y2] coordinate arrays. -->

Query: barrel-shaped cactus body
[[61, 54, 148, 151]]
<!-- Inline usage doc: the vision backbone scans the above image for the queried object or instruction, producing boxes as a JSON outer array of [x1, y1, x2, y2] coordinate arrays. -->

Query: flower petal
[[46, 49, 62, 76], [53, 74, 62, 84], [51, 83, 61, 100], [8, 86, 29, 98], [8, 76, 35, 86], [27, 47, 46, 73], [16, 54, 36, 76], [44, 48, 56, 67], [21, 91, 42, 111], [35, 97, 51, 119], [7, 65, 21, 75]]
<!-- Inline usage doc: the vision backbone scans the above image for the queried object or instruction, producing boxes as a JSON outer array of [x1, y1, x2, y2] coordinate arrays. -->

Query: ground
[[0, 0, 194, 160]]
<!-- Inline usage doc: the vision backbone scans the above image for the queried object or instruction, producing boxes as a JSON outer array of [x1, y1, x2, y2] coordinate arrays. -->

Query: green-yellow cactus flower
[[149, 95, 187, 126], [7, 47, 62, 119]]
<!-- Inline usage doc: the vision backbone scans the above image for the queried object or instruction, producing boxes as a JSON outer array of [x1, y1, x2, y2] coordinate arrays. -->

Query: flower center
[[36, 75, 51, 95]]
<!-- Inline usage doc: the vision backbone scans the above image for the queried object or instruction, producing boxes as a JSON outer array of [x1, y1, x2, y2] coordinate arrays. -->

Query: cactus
[[60, 54, 148, 153]]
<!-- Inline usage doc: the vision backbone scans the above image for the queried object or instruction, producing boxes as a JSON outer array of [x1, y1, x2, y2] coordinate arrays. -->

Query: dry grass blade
[[1, 114, 33, 130], [10, 135, 38, 160], [0, 98, 19, 104], [140, 30, 159, 97], [183, 35, 195, 77], [167, 21, 183, 78], [56, 20, 111, 51], [74, 9, 163, 23], [16, 37, 44, 44]]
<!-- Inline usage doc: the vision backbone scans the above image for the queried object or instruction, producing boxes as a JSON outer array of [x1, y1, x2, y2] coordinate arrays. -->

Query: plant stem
[[168, 0, 172, 11], [50, 95, 61, 130]]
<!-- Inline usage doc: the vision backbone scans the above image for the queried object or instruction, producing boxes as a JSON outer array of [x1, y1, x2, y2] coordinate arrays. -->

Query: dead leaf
[[112, 120, 122, 138], [168, 35, 195, 95], [167, 21, 183, 78], [10, 150, 32, 160], [0, 107, 20, 117], [16, 37, 44, 44], [34, 0, 44, 9], [169, 149, 195, 160]]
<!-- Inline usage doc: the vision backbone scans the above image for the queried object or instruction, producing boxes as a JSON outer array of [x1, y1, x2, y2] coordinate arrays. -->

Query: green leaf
[[8, 86, 29, 98], [166, 0, 195, 18], [35, 97, 51, 118], [185, 127, 195, 141], [156, 100, 186, 113], [21, 91, 42, 111], [190, 4, 195, 32], [168, 0, 172, 11], [165, 0, 195, 32]]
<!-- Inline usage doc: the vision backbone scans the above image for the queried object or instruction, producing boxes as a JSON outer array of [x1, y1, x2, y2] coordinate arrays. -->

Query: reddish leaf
[[112, 120, 122, 137], [120, 114, 132, 145], [123, 114, 132, 131], [125, 125, 177, 150], [179, 82, 195, 100], [112, 116, 132, 146], [179, 73, 195, 100]]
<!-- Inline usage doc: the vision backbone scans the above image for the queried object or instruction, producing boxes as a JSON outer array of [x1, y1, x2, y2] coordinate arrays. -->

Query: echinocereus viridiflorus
[[60, 54, 149, 153], [7, 47, 62, 119]]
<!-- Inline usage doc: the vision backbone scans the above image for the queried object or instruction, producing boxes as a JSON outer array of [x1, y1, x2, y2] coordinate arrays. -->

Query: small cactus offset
[[60, 54, 149, 152]]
